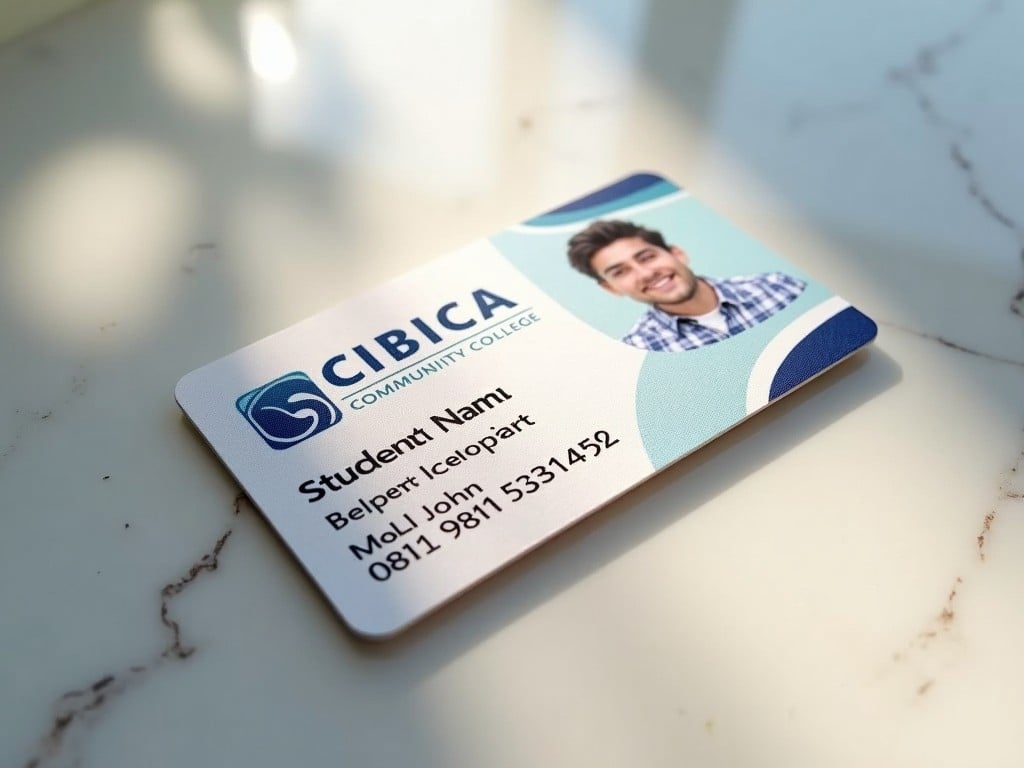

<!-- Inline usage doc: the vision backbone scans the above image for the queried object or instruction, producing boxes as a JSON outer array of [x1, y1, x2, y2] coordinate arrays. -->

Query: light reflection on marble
[[1, 1, 1022, 766]]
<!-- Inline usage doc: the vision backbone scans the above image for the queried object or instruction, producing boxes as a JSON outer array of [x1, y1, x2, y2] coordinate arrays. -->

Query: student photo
[[567, 220, 807, 352]]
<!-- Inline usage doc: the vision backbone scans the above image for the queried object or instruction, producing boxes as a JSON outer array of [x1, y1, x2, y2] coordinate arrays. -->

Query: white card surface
[[176, 173, 876, 639]]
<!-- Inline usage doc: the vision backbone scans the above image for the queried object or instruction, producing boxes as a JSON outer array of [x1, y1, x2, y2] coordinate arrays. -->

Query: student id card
[[176, 173, 877, 639]]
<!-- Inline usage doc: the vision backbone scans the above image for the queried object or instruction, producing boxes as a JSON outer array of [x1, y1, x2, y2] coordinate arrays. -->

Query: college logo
[[236, 372, 341, 450]]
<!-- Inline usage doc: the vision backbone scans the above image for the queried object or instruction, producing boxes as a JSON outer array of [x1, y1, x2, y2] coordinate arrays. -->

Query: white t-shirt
[[684, 306, 730, 335]]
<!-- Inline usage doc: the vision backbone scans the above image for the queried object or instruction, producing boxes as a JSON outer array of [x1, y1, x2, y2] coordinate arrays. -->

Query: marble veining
[[2, 363, 88, 466], [788, 1, 997, 134], [876, 3, 1024, 619], [789, 1, 1024, 605], [21, 494, 248, 768], [181, 241, 218, 275], [886, 6, 1024, 319], [793, 0, 1024, 318], [891, 437, 1023, 698], [772, 0, 1024, 729], [979, 443, 1024, 563], [879, 322, 1024, 368]]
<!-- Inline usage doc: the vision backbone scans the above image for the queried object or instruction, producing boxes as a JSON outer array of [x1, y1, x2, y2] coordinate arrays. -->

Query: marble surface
[[0, 0, 94, 46], [2, 1, 1023, 766]]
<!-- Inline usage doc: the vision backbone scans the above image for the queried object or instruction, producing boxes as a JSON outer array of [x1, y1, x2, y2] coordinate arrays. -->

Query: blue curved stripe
[[545, 172, 666, 213], [524, 173, 681, 227], [768, 307, 877, 400]]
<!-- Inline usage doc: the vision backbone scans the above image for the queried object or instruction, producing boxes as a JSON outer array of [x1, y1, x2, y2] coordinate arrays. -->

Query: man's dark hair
[[567, 220, 670, 280]]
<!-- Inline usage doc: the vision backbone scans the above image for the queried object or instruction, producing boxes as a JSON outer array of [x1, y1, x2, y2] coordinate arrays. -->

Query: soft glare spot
[[2, 141, 195, 342], [148, 0, 243, 112], [246, 0, 503, 194], [243, 2, 298, 84]]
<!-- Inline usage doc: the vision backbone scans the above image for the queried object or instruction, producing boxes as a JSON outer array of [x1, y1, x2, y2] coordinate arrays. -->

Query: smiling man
[[567, 220, 807, 352]]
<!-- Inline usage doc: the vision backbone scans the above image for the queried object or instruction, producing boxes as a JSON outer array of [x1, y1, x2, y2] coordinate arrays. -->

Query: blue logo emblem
[[236, 372, 341, 450]]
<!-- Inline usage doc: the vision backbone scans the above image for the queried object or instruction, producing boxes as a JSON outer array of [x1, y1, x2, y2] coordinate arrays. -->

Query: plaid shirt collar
[[621, 273, 808, 352]]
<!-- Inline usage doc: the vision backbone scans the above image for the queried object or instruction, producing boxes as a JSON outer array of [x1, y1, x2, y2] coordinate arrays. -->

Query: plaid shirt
[[621, 273, 807, 352]]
